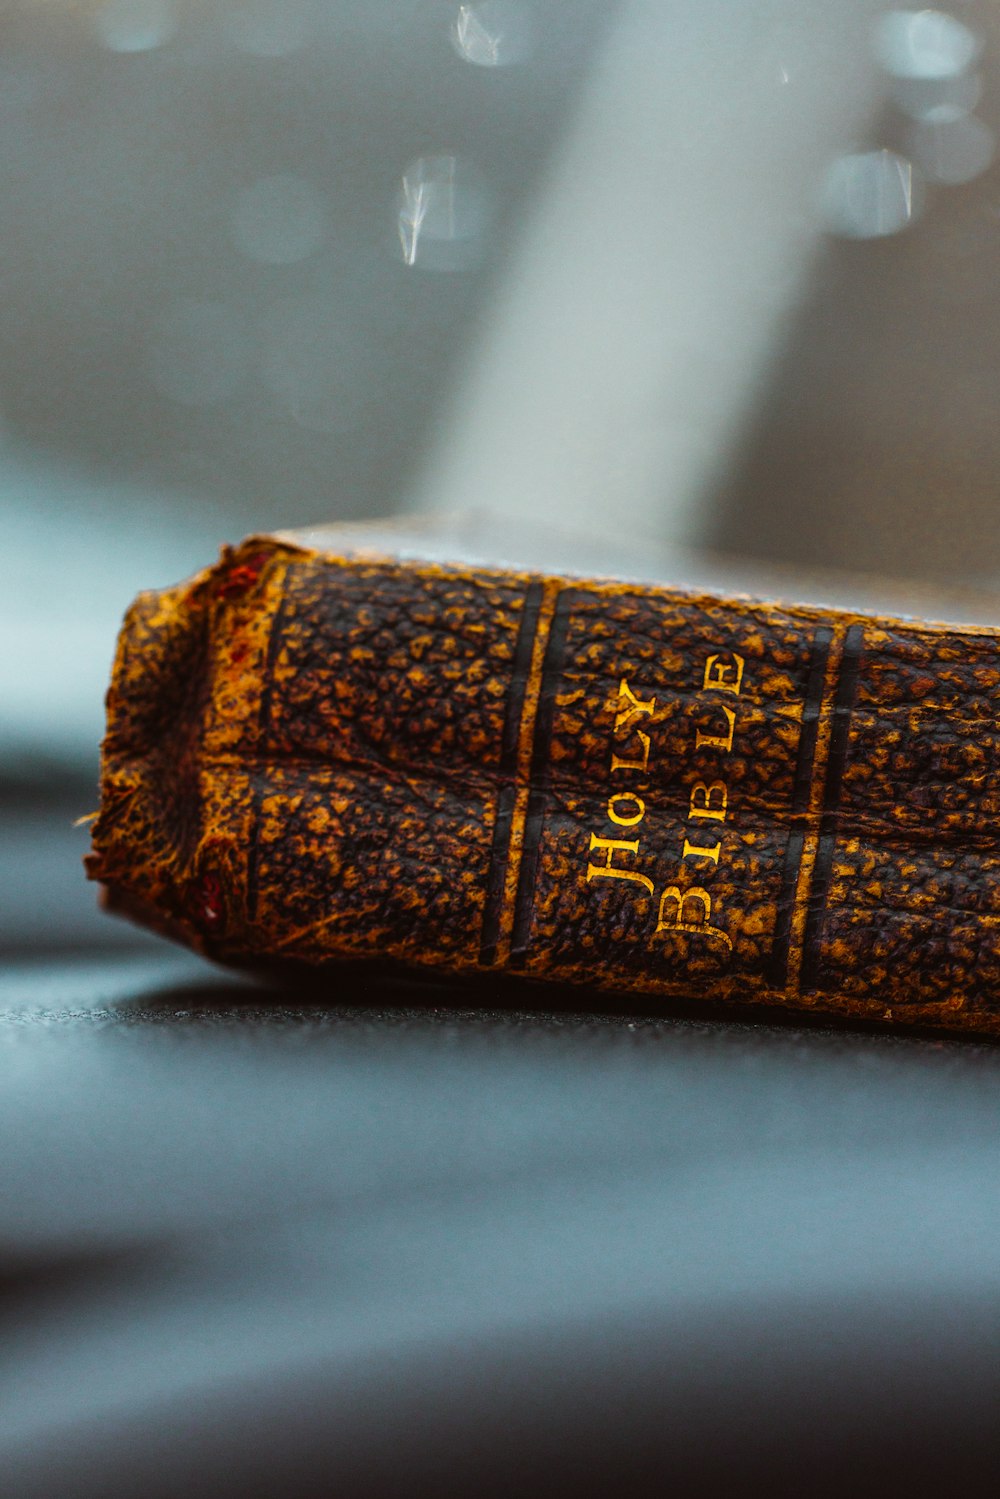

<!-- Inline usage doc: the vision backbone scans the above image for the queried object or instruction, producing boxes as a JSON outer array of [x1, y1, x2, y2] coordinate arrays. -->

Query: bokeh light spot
[[820, 149, 923, 239], [94, 0, 178, 54], [908, 106, 995, 184], [874, 10, 980, 82], [450, 2, 532, 68], [396, 155, 489, 272], [891, 68, 981, 120]]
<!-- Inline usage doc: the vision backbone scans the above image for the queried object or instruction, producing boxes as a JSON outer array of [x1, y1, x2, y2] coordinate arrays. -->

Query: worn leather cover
[[87, 522, 1000, 1036]]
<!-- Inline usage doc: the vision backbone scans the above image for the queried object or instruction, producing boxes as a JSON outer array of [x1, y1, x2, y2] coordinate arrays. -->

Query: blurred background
[[2, 2, 1000, 790], [5, 3, 1000, 861], [9, 1, 1000, 950], [6, 9, 1000, 1491]]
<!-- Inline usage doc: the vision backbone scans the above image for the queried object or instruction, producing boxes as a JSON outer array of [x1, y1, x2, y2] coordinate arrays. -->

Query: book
[[87, 517, 1000, 1037]]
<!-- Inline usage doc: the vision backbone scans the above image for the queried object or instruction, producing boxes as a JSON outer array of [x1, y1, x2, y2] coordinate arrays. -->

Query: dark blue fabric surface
[[3, 923, 1000, 1494]]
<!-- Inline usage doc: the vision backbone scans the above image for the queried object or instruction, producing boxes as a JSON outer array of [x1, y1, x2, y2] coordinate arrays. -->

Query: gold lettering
[[607, 793, 646, 827], [681, 836, 721, 865], [610, 730, 651, 774], [614, 679, 656, 735], [695, 705, 736, 754], [654, 886, 732, 950], [688, 780, 728, 822], [703, 653, 745, 695], [586, 834, 654, 895]]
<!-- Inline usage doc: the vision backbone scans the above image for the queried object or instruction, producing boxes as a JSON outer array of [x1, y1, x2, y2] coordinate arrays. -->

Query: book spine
[[89, 538, 1000, 1037]]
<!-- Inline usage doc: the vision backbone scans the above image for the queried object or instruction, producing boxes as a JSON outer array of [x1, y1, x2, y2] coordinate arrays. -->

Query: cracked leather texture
[[87, 531, 1000, 1037]]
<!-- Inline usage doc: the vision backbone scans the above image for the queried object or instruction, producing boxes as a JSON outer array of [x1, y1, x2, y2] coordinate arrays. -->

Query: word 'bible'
[[87, 523, 1000, 1037]]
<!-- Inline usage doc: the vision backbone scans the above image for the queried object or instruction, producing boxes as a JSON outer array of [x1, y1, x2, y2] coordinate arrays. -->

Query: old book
[[87, 516, 1000, 1037]]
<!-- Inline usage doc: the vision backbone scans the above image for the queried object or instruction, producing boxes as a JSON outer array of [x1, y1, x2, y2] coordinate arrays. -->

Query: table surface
[[4, 804, 1000, 1494]]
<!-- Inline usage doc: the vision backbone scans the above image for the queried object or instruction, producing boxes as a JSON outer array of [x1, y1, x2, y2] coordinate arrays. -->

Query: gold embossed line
[[486, 580, 562, 968], [797, 622, 865, 994], [784, 624, 855, 1000]]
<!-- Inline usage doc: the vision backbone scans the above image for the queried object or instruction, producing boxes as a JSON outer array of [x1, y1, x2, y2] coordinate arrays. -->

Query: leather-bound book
[[87, 516, 1000, 1036]]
